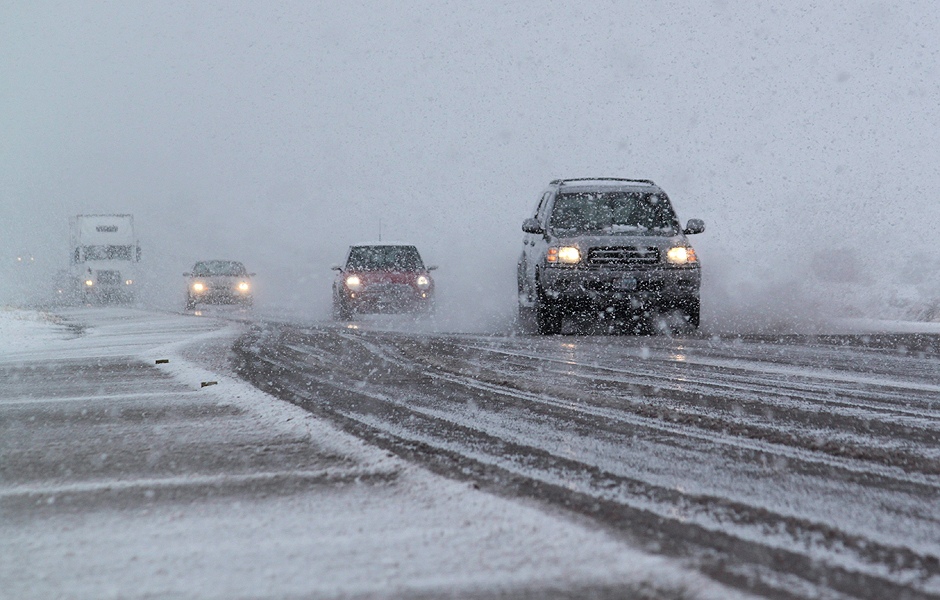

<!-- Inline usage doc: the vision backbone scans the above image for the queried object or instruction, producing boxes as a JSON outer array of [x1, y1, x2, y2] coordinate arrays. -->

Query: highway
[[234, 320, 940, 600]]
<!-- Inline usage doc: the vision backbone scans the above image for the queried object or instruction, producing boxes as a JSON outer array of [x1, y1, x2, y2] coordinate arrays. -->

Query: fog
[[3, 1, 939, 332]]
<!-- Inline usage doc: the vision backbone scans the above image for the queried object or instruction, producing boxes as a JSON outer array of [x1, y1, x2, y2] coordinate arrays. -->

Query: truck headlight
[[416, 275, 430, 289], [345, 275, 362, 291], [237, 281, 250, 292], [666, 246, 697, 265], [192, 282, 206, 292], [84, 279, 94, 287], [547, 246, 581, 264]]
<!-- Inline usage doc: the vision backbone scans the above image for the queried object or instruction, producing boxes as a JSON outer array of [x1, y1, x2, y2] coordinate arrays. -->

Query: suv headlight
[[666, 246, 697, 265], [237, 281, 250, 292], [547, 246, 581, 265], [416, 275, 431, 289], [192, 282, 206, 292], [345, 275, 362, 291]]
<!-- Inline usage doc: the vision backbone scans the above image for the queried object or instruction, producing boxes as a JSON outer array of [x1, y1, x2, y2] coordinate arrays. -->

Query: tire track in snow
[[233, 323, 940, 600]]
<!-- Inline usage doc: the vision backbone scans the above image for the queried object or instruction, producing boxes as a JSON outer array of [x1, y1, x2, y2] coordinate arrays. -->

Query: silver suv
[[517, 178, 704, 334]]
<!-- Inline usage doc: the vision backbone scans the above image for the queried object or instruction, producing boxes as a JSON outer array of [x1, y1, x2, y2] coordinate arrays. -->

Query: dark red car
[[332, 244, 436, 319]]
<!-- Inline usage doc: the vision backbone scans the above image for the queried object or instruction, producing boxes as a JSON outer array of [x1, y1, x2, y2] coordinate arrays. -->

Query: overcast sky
[[3, 1, 938, 328]]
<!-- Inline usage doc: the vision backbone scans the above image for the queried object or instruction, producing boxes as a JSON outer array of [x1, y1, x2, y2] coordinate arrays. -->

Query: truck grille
[[96, 270, 121, 285], [588, 246, 660, 266]]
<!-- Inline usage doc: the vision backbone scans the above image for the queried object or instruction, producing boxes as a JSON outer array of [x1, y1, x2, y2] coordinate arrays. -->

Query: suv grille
[[588, 246, 660, 266]]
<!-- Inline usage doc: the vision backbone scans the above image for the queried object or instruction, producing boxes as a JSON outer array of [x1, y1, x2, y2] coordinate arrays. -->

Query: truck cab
[[69, 214, 141, 304]]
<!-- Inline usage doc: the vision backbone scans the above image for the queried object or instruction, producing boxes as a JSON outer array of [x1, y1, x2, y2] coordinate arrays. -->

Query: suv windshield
[[192, 261, 247, 277], [347, 246, 424, 270], [550, 192, 678, 235]]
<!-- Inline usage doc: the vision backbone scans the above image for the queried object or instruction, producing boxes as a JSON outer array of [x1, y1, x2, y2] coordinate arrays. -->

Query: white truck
[[68, 214, 141, 304]]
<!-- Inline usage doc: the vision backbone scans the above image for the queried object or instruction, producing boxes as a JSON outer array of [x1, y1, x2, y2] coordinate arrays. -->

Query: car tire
[[419, 300, 436, 317], [517, 269, 538, 334], [517, 304, 537, 334], [332, 299, 352, 321], [649, 299, 699, 335], [680, 297, 700, 329], [516, 265, 528, 303]]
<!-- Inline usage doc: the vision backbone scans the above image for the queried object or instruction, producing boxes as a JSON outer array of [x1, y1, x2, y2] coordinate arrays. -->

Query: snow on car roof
[[555, 179, 659, 190], [349, 242, 418, 248], [193, 259, 245, 266]]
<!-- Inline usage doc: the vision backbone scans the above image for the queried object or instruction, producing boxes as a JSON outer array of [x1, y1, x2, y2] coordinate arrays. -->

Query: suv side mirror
[[427, 265, 439, 271], [182, 272, 192, 277], [330, 265, 342, 271], [249, 273, 257, 277], [522, 218, 544, 234], [683, 219, 705, 235]]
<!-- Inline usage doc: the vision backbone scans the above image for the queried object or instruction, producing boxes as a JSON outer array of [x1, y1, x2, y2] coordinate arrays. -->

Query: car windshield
[[549, 192, 678, 235], [346, 246, 424, 270], [192, 261, 248, 277]]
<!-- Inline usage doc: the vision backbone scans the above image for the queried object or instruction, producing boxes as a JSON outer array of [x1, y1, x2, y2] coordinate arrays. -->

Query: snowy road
[[234, 320, 940, 600], [1, 308, 747, 600]]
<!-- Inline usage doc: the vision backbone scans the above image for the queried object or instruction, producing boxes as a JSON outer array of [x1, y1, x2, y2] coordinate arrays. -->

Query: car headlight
[[345, 275, 362, 291], [125, 279, 134, 285], [84, 279, 94, 287], [416, 275, 430, 289], [547, 246, 581, 264], [237, 281, 250, 292], [192, 282, 206, 292], [666, 246, 697, 265]]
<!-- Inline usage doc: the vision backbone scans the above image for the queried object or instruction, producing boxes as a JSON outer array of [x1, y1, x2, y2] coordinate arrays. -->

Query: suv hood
[[553, 233, 688, 250], [551, 233, 692, 269]]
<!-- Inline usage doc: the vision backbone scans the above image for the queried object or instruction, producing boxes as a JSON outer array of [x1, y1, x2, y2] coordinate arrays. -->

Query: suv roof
[[349, 242, 416, 247], [550, 177, 657, 188]]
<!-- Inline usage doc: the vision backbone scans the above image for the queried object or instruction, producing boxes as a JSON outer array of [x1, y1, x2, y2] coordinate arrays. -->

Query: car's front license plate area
[[616, 276, 637, 290]]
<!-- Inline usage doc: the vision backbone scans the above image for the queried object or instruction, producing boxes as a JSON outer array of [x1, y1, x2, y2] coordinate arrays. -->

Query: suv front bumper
[[539, 266, 699, 309]]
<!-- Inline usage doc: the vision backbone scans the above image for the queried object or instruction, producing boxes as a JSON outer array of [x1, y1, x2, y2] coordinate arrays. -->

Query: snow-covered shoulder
[[0, 308, 74, 358]]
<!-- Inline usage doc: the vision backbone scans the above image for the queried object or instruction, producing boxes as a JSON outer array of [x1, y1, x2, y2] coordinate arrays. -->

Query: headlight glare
[[547, 246, 581, 264], [84, 279, 94, 287], [557, 246, 581, 264], [666, 246, 697, 265], [237, 281, 250, 292], [345, 275, 362, 291], [416, 275, 430, 289], [192, 282, 206, 292]]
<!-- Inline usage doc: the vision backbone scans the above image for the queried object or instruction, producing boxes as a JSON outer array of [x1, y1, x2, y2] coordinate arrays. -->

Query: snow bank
[[0, 308, 73, 357]]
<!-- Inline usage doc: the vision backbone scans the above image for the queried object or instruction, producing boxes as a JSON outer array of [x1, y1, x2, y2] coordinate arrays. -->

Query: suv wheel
[[679, 297, 700, 329], [650, 299, 699, 335], [517, 304, 536, 333], [535, 300, 562, 335]]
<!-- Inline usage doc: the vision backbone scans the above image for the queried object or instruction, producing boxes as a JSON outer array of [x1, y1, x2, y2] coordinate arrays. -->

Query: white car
[[184, 260, 255, 310]]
